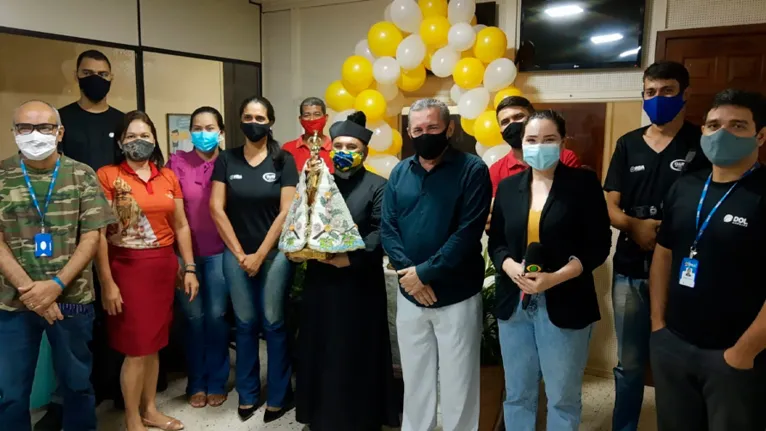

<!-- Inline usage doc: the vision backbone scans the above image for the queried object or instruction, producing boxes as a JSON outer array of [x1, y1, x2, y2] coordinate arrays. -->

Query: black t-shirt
[[59, 102, 124, 171], [212, 147, 298, 255], [604, 121, 709, 278], [657, 167, 766, 350]]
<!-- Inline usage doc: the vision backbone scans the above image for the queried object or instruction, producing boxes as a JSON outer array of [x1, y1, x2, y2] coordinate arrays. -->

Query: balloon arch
[[324, 0, 523, 178]]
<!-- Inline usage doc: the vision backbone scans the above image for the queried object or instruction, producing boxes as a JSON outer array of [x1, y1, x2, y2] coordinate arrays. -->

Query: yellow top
[[527, 209, 542, 245]]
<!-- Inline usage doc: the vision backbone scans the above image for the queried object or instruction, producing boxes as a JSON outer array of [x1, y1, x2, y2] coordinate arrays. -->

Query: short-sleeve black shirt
[[604, 121, 709, 278], [657, 167, 766, 351], [211, 147, 298, 255], [59, 103, 124, 171]]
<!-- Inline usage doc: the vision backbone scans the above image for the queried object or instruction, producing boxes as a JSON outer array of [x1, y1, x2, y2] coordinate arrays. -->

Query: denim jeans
[[175, 253, 230, 396], [0, 307, 96, 431], [222, 249, 293, 407], [611, 274, 651, 431], [498, 294, 592, 431]]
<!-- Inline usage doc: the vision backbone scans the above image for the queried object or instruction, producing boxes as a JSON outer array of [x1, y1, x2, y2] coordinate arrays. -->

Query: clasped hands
[[397, 267, 437, 306], [502, 258, 557, 295], [19, 280, 63, 324]]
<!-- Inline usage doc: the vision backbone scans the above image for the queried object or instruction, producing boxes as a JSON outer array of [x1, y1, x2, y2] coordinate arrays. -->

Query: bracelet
[[184, 270, 197, 275], [184, 263, 196, 268], [52, 276, 66, 290]]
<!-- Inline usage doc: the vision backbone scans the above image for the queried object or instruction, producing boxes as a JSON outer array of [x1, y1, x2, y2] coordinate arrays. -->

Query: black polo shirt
[[604, 121, 709, 278], [59, 102, 124, 171], [212, 147, 298, 256], [657, 167, 766, 351], [380, 147, 492, 308]]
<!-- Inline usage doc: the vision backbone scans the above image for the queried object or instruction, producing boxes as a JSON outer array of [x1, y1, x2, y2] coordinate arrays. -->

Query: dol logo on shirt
[[630, 165, 645, 173], [263, 172, 277, 183], [723, 214, 748, 227], [670, 159, 686, 172], [229, 174, 243, 181]]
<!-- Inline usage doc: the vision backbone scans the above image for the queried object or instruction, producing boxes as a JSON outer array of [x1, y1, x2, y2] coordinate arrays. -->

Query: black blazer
[[488, 164, 612, 329]]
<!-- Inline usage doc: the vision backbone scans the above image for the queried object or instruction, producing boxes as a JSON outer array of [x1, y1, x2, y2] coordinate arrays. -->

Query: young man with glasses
[[0, 100, 115, 431], [282, 97, 334, 173]]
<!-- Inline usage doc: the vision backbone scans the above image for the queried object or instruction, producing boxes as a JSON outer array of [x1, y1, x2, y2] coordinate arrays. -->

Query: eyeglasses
[[13, 123, 59, 135]]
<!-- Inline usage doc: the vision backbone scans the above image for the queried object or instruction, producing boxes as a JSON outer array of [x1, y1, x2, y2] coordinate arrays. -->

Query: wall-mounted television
[[517, 0, 647, 72]]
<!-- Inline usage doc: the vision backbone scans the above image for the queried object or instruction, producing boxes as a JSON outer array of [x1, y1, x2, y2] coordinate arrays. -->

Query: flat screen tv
[[518, 0, 647, 72]]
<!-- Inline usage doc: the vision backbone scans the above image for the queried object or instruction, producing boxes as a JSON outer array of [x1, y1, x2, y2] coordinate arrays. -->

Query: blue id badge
[[34, 233, 53, 258], [679, 257, 698, 288]]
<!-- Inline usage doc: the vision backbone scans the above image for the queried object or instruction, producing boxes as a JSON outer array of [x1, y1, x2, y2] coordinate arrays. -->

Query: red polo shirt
[[489, 148, 581, 196], [282, 135, 334, 173]]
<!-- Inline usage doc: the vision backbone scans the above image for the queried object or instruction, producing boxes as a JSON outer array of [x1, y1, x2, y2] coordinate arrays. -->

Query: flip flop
[[207, 394, 227, 407], [141, 416, 185, 430], [189, 392, 207, 408]]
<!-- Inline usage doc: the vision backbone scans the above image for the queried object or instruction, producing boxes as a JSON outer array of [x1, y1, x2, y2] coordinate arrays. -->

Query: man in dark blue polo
[[381, 98, 491, 431]]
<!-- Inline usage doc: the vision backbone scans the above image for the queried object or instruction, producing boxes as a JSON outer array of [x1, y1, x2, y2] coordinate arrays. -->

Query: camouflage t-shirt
[[0, 154, 116, 312]]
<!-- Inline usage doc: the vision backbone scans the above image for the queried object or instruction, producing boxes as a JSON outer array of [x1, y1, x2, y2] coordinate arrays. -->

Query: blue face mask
[[700, 128, 759, 167], [523, 143, 561, 171], [191, 131, 220, 152], [643, 93, 685, 126]]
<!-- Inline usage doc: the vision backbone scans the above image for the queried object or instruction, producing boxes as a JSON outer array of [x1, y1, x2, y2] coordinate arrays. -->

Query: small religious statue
[[279, 131, 365, 260]]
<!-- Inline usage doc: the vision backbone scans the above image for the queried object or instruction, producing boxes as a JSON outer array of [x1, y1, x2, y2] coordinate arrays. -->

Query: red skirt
[[106, 246, 178, 357]]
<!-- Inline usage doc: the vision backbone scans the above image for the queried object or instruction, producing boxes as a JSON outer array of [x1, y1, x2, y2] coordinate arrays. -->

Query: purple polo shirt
[[167, 150, 225, 257]]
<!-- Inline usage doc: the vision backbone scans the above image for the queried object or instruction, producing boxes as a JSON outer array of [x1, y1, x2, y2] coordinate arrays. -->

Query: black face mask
[[240, 122, 270, 143], [413, 129, 450, 160], [502, 122, 524, 149], [78, 75, 111, 102]]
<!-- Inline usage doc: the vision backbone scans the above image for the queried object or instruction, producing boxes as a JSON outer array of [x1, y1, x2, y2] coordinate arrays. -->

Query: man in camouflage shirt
[[0, 100, 115, 431]]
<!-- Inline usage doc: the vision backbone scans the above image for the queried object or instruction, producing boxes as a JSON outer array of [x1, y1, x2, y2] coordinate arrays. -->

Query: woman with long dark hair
[[96, 111, 199, 431], [166, 106, 229, 408], [210, 96, 297, 422]]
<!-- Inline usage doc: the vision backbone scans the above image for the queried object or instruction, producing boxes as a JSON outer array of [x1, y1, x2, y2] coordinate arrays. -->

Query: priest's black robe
[[295, 168, 400, 431]]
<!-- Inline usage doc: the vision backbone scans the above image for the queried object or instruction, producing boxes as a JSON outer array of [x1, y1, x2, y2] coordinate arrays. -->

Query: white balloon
[[367, 155, 400, 179], [369, 121, 394, 152], [396, 34, 427, 71], [473, 24, 487, 34], [390, 0, 422, 33], [384, 4, 392, 21], [430, 47, 461, 78], [483, 57, 518, 92], [482, 144, 511, 166], [448, 23, 476, 52], [387, 92, 407, 117], [373, 56, 401, 85], [475, 142, 489, 157], [354, 39, 376, 63], [377, 82, 400, 101], [332, 109, 355, 124], [450, 83, 465, 104], [448, 0, 476, 25], [458, 87, 490, 120]]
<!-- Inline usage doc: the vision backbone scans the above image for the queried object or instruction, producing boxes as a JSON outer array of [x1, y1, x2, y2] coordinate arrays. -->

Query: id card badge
[[679, 257, 698, 288], [34, 233, 53, 258]]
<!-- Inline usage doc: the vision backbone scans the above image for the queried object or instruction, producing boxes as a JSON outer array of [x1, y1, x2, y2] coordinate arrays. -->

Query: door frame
[[655, 23, 766, 61]]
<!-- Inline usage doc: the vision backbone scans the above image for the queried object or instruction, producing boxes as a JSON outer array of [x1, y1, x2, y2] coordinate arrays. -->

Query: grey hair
[[12, 100, 62, 125], [408, 98, 450, 127]]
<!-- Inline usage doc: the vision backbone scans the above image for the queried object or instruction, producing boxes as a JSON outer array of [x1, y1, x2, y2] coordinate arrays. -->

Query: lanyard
[[691, 164, 757, 257], [20, 158, 61, 232]]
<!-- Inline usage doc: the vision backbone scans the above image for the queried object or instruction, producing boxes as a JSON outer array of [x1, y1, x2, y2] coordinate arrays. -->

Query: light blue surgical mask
[[700, 128, 758, 166], [523, 143, 561, 171], [191, 131, 221, 153]]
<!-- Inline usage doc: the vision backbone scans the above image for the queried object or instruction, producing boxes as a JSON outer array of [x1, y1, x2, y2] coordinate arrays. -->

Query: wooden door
[[655, 23, 766, 160]]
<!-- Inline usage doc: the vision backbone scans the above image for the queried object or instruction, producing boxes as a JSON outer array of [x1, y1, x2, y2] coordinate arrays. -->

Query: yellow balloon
[[453, 57, 485, 89], [473, 110, 504, 146], [341, 55, 373, 94], [474, 27, 508, 64], [424, 47, 437, 70], [419, 16, 450, 48], [418, 0, 448, 18], [386, 130, 403, 155], [364, 162, 380, 175], [397, 64, 427, 92], [384, 115, 399, 129], [354, 89, 387, 123], [493, 86, 524, 108], [325, 80, 356, 112], [368, 21, 404, 58], [470, 15, 477, 26], [461, 49, 473, 59], [461, 117, 476, 137]]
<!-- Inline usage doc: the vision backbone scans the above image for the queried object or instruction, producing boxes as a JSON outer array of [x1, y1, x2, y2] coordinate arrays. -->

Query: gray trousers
[[649, 327, 766, 431]]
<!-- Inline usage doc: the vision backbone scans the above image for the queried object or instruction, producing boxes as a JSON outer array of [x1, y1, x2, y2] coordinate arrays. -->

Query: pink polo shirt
[[167, 150, 225, 257]]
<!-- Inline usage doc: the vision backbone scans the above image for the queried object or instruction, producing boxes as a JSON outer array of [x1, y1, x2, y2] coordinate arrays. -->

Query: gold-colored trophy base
[[287, 248, 331, 261]]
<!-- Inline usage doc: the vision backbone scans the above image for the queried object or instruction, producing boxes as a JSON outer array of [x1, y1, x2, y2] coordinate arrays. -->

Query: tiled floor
[[34, 354, 658, 430]]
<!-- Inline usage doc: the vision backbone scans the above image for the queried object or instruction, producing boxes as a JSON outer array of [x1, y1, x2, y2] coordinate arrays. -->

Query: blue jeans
[[611, 274, 651, 431], [175, 253, 230, 396], [0, 307, 96, 431], [222, 249, 293, 407], [498, 294, 592, 431]]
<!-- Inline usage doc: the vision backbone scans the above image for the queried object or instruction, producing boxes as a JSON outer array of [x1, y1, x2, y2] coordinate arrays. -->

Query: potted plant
[[480, 249, 505, 431]]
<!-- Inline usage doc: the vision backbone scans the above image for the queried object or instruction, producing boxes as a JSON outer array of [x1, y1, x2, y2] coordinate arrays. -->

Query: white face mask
[[15, 131, 58, 161]]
